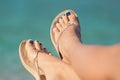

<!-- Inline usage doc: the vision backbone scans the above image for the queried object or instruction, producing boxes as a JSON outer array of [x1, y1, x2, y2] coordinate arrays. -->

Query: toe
[[43, 48, 49, 53], [48, 53, 53, 56], [62, 14, 69, 25], [25, 40, 36, 57], [59, 17, 65, 27], [34, 40, 42, 50], [53, 27, 59, 34], [56, 22, 62, 31], [67, 11, 78, 22]]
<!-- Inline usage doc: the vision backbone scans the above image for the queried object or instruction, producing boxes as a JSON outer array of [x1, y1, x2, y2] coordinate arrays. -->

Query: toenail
[[44, 48, 46, 50], [48, 52, 51, 53], [63, 14, 65, 16], [39, 43, 42, 45], [60, 17, 62, 19], [29, 40, 33, 44], [66, 12, 71, 16]]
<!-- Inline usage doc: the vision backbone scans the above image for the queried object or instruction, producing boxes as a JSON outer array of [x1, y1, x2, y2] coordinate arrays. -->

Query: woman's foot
[[52, 10, 82, 64], [21, 40, 80, 80]]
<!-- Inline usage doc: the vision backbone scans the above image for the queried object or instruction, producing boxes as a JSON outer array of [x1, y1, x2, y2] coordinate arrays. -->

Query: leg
[[52, 10, 120, 80], [70, 44, 120, 80]]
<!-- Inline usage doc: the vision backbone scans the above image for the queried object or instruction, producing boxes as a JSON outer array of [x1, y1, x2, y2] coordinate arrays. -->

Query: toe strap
[[34, 50, 45, 80]]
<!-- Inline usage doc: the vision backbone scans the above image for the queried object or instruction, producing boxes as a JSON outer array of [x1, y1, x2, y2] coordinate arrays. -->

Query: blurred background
[[0, 0, 120, 80]]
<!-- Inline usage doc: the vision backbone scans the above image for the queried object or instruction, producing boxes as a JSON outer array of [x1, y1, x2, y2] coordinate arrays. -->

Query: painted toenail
[[29, 40, 33, 44], [44, 48, 46, 50], [39, 43, 42, 45], [66, 12, 71, 16]]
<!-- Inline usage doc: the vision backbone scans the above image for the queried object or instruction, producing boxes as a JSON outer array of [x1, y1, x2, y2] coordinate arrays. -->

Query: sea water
[[0, 0, 120, 80]]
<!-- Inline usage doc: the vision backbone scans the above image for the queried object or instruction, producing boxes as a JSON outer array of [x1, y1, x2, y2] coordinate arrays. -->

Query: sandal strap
[[34, 50, 45, 80]]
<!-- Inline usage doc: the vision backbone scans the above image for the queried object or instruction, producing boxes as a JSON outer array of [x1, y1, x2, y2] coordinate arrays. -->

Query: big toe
[[25, 40, 36, 59], [67, 11, 79, 24]]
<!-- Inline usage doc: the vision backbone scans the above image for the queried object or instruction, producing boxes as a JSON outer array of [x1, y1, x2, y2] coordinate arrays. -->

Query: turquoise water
[[0, 0, 120, 80]]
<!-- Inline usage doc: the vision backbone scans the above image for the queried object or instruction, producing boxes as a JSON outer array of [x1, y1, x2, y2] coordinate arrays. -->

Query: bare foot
[[23, 40, 80, 80], [52, 10, 82, 64]]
